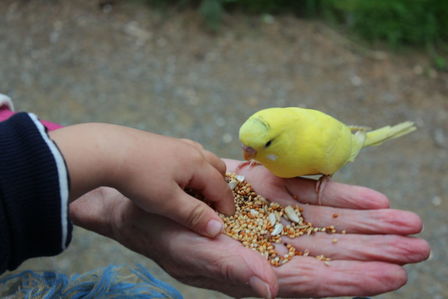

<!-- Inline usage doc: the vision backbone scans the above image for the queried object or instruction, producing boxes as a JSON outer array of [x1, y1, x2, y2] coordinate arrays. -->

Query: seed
[[271, 223, 284, 236], [249, 209, 259, 217], [210, 173, 338, 267], [228, 180, 238, 190], [285, 206, 301, 223], [235, 175, 245, 182]]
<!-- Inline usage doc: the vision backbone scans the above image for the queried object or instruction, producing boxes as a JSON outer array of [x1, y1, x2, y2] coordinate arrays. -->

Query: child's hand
[[50, 123, 235, 238]]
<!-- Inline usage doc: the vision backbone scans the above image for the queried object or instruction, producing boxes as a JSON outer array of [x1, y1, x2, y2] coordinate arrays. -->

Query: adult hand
[[70, 159, 430, 298], [225, 159, 430, 297], [70, 187, 277, 298]]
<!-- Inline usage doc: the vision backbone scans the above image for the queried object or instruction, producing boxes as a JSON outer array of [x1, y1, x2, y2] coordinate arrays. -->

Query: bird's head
[[239, 108, 291, 162]]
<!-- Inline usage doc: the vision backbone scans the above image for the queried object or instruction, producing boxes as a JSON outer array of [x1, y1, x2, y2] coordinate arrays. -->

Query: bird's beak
[[242, 145, 257, 161]]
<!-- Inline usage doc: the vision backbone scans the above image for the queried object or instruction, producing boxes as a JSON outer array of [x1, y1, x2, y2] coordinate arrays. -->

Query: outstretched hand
[[70, 159, 430, 298], [225, 159, 430, 297]]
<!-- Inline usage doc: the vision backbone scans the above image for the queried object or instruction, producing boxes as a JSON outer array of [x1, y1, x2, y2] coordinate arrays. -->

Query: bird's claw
[[315, 175, 332, 205], [235, 160, 261, 173]]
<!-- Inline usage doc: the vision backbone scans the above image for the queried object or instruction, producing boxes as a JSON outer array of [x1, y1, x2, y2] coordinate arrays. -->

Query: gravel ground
[[1, 0, 447, 298]]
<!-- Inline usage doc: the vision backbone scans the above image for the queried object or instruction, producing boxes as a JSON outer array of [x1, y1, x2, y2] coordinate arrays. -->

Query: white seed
[[271, 223, 283, 236], [285, 206, 301, 223], [258, 196, 268, 203], [275, 211, 281, 222], [250, 209, 259, 216], [235, 175, 245, 182], [268, 213, 277, 227], [228, 180, 238, 190]]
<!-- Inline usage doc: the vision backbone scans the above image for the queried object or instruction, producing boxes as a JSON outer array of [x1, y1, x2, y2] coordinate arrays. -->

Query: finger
[[188, 163, 235, 216], [177, 234, 279, 298], [284, 234, 430, 264], [285, 178, 389, 209], [180, 139, 226, 175], [159, 187, 227, 238], [283, 178, 390, 209], [226, 158, 390, 209], [275, 257, 407, 297], [202, 150, 227, 175], [298, 205, 424, 235], [180, 138, 204, 150], [216, 234, 279, 299]]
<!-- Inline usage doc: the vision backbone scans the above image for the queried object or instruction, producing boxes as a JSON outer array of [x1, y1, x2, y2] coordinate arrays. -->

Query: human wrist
[[49, 123, 123, 201]]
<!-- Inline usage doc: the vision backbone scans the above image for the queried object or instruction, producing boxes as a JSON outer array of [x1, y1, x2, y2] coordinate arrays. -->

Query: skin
[[70, 159, 430, 298], [49, 123, 235, 238]]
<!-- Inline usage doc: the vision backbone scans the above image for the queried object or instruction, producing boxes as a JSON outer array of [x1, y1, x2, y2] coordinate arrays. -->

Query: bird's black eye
[[265, 140, 272, 148]]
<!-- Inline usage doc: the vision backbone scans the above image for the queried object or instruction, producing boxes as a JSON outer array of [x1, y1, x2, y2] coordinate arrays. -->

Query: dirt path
[[1, 0, 447, 297]]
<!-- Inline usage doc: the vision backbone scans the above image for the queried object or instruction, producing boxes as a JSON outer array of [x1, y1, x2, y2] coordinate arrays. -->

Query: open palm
[[70, 159, 430, 298]]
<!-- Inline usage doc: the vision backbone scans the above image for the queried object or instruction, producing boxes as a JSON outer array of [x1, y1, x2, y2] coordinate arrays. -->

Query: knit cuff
[[0, 112, 71, 272], [0, 93, 14, 111]]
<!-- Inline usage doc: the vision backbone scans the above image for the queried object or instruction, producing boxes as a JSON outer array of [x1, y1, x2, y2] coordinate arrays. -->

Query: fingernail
[[206, 219, 223, 237], [249, 276, 272, 299]]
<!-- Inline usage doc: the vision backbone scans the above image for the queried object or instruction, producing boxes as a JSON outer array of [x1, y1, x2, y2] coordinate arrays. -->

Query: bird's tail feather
[[364, 121, 416, 147]]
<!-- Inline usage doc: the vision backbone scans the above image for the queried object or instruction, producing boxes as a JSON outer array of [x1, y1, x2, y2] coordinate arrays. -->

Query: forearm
[[49, 123, 136, 201]]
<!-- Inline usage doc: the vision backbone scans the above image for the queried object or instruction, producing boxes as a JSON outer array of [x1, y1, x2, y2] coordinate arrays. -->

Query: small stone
[[428, 69, 438, 79], [261, 14, 275, 24], [413, 65, 424, 75], [350, 75, 362, 86], [124, 21, 152, 46], [215, 117, 226, 127], [222, 133, 233, 144], [432, 196, 442, 206], [433, 128, 446, 148]]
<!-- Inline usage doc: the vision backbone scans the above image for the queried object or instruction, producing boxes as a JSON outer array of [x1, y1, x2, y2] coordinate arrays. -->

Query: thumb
[[213, 236, 279, 298], [242, 253, 278, 298]]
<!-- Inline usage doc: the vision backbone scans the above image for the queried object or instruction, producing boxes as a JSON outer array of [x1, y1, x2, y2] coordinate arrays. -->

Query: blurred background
[[0, 0, 447, 298]]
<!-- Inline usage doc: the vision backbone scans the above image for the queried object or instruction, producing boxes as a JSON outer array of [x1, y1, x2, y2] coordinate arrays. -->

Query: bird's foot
[[235, 160, 261, 173], [315, 175, 332, 205]]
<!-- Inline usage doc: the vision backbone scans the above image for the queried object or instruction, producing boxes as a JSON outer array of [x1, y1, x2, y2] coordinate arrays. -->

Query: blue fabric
[[0, 264, 183, 299]]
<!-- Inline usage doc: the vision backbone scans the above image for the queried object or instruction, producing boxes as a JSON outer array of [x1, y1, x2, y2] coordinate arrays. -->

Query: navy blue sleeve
[[0, 112, 72, 274]]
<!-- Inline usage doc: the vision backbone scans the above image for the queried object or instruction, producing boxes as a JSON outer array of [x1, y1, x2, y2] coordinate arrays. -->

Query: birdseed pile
[[219, 173, 337, 267]]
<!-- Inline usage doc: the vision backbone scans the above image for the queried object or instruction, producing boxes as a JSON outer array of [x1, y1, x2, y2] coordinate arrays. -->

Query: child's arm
[[49, 123, 235, 238]]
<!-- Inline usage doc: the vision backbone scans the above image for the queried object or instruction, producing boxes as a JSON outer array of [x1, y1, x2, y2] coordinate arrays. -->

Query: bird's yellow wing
[[272, 108, 355, 177]]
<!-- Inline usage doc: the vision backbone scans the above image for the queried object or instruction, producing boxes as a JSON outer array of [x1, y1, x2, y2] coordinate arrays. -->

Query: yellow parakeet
[[239, 107, 416, 188]]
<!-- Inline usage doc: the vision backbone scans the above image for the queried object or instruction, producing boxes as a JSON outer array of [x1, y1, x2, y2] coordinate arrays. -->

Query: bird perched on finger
[[238, 107, 416, 203]]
